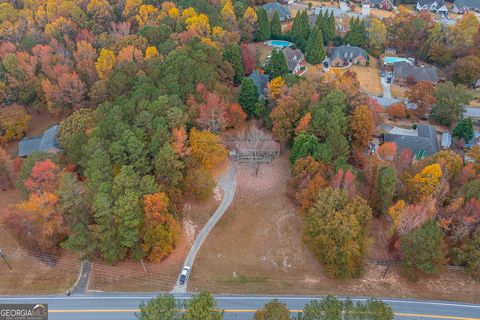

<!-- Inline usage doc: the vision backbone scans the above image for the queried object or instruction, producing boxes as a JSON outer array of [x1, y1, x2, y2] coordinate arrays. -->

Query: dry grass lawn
[[370, 8, 394, 18], [189, 155, 480, 303], [341, 57, 383, 96], [390, 84, 406, 99]]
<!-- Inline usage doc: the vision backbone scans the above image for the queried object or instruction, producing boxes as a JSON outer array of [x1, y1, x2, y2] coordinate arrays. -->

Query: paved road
[[0, 293, 479, 320], [171, 165, 237, 293], [71, 261, 91, 294], [381, 75, 392, 98]]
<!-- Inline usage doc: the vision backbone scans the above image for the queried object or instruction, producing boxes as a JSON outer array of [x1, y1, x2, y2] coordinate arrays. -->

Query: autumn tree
[[74, 41, 97, 85], [142, 193, 181, 262], [349, 105, 373, 149], [409, 164, 443, 203], [267, 76, 286, 100], [5, 192, 64, 252], [387, 103, 406, 120], [450, 12, 479, 51], [239, 77, 259, 117], [254, 300, 289, 320], [271, 95, 302, 143], [0, 147, 14, 186], [431, 150, 463, 181], [451, 55, 480, 86], [240, 43, 255, 75], [466, 146, 480, 172], [406, 81, 436, 119], [431, 82, 472, 127], [95, 48, 116, 79], [0, 104, 31, 143], [193, 85, 228, 132], [226, 103, 247, 128], [400, 220, 446, 281], [189, 128, 227, 170], [368, 17, 386, 56], [303, 187, 372, 279], [23, 159, 60, 194], [377, 142, 397, 161]]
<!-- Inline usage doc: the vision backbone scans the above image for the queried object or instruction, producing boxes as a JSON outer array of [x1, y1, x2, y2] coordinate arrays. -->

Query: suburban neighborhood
[[0, 0, 480, 319]]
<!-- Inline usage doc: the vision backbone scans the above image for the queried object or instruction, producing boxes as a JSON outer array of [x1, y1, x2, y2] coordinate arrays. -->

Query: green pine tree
[[345, 17, 367, 47], [290, 10, 309, 50], [270, 11, 282, 39], [223, 43, 245, 84], [255, 8, 271, 41], [305, 25, 326, 64], [325, 11, 335, 44], [265, 49, 289, 78], [239, 77, 259, 117]]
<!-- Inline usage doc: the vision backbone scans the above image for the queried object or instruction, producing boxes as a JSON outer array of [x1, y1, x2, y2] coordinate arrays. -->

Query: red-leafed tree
[[331, 169, 356, 197], [227, 103, 247, 128], [240, 43, 255, 75], [23, 159, 60, 194], [193, 84, 228, 132]]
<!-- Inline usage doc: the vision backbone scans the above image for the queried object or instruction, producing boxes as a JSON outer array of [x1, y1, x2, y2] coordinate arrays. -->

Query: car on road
[[386, 71, 392, 83], [179, 266, 191, 285]]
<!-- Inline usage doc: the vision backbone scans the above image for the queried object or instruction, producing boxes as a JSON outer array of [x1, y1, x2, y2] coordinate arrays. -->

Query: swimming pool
[[265, 40, 293, 48], [383, 56, 414, 65]]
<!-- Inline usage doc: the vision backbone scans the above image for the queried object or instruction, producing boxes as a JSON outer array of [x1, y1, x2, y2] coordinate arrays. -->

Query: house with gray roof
[[464, 106, 480, 125], [329, 45, 368, 67], [383, 124, 439, 158], [263, 2, 291, 21], [417, 0, 448, 15], [18, 125, 61, 157], [393, 61, 439, 84], [282, 47, 306, 75], [362, 0, 394, 10], [248, 70, 269, 98], [453, 0, 480, 13]]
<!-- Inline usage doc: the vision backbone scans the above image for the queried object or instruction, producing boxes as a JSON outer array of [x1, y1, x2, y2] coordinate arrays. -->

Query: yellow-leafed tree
[[95, 48, 116, 79], [189, 128, 227, 170]]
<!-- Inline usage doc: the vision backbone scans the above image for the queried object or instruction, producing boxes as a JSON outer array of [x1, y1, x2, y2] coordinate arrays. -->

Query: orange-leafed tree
[[406, 81, 436, 119], [377, 142, 397, 161], [74, 41, 98, 85], [296, 172, 329, 214], [172, 127, 189, 157], [387, 103, 406, 120], [193, 84, 228, 132], [189, 128, 228, 170], [117, 45, 144, 65], [142, 193, 181, 262], [270, 95, 303, 142], [4, 192, 64, 252], [331, 168, 356, 197], [23, 159, 60, 194], [295, 112, 311, 136], [227, 103, 247, 129], [0, 146, 14, 186], [350, 105, 373, 149]]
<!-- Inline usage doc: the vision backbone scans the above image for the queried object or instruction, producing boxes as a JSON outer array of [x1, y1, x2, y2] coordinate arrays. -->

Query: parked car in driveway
[[179, 266, 191, 285], [380, 69, 385, 77], [386, 71, 392, 83]]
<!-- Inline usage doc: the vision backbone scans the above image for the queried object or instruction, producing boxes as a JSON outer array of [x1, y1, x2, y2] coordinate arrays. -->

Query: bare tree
[[234, 127, 280, 176]]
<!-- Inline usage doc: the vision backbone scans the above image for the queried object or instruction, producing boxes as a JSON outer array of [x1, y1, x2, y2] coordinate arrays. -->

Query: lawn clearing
[[189, 154, 480, 303], [342, 57, 383, 96], [245, 43, 273, 68]]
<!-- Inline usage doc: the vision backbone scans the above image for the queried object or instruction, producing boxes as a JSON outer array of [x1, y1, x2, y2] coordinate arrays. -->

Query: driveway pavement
[[171, 164, 237, 293], [381, 75, 392, 98]]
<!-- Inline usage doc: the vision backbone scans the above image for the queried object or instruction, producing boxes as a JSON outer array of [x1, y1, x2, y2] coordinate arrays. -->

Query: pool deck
[[264, 40, 293, 48]]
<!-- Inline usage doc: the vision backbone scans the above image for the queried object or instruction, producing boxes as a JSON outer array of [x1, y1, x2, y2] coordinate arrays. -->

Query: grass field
[[189, 155, 480, 303], [341, 57, 383, 96]]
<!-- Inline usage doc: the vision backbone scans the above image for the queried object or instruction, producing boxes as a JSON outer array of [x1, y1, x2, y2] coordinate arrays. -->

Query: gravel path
[[171, 164, 237, 293]]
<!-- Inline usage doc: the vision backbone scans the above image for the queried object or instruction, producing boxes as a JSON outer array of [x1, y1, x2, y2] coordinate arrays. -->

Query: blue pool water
[[384, 56, 414, 65], [265, 40, 293, 48]]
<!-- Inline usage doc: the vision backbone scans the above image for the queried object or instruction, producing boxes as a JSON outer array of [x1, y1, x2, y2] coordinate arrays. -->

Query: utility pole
[[382, 256, 392, 279], [0, 249, 13, 271]]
